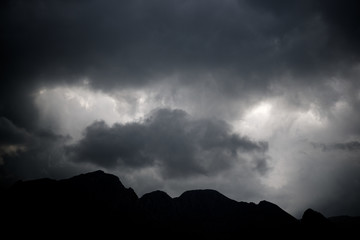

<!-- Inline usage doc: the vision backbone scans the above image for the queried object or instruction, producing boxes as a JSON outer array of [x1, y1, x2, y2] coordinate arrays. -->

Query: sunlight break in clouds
[[34, 84, 169, 141], [236, 101, 273, 140], [35, 85, 122, 141]]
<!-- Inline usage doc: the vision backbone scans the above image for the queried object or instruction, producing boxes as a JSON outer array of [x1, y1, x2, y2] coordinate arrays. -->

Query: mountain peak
[[86, 169, 105, 175], [141, 190, 172, 201], [178, 189, 230, 200], [302, 208, 331, 227], [64, 170, 125, 189], [71, 169, 111, 178], [258, 200, 274, 206]]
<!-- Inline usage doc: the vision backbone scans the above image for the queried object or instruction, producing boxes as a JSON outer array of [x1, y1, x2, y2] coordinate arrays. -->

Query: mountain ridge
[[2, 170, 359, 237]]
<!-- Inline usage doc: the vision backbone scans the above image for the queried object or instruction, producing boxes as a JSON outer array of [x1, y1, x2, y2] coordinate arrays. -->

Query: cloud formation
[[313, 141, 360, 152], [0, 117, 74, 186], [67, 108, 269, 178], [2, 0, 360, 131], [0, 117, 29, 145], [2, 0, 359, 90]]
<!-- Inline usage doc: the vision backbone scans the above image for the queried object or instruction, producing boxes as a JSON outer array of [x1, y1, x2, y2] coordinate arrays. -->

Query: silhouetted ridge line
[[2, 170, 359, 237]]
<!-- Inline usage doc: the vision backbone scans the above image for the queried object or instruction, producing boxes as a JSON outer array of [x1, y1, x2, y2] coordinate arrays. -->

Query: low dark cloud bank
[[313, 141, 360, 152], [0, 117, 30, 145], [0, 117, 72, 187], [67, 108, 268, 178]]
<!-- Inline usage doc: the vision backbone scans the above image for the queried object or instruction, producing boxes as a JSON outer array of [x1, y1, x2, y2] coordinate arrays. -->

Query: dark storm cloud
[[312, 141, 360, 152], [67, 108, 268, 178], [0, 117, 29, 145], [1, 0, 359, 131], [246, 0, 360, 44], [2, 0, 358, 90], [0, 119, 73, 186], [317, 0, 360, 50]]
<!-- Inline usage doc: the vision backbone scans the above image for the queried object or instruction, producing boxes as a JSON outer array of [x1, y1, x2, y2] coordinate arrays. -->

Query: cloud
[[2, 0, 358, 90], [2, 0, 359, 133], [317, 0, 360, 50], [0, 117, 77, 186], [281, 142, 360, 217], [0, 117, 30, 145], [312, 141, 360, 152], [67, 108, 269, 178], [0, 117, 29, 166]]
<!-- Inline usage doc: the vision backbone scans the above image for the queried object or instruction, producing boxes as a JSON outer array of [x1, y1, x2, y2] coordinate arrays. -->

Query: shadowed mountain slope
[[2, 170, 359, 237]]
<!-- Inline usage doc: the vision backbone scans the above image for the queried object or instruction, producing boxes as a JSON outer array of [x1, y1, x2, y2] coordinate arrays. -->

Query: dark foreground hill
[[2, 170, 359, 237]]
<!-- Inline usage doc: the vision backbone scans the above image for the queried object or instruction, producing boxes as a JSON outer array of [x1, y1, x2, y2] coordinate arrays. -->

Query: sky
[[1, 0, 360, 218]]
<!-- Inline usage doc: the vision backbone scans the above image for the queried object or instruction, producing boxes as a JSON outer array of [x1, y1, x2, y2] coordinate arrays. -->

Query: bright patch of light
[[35, 85, 125, 141], [64, 88, 93, 110], [233, 98, 332, 189], [34, 82, 182, 141], [0, 144, 27, 165], [292, 104, 325, 136], [235, 101, 273, 139], [38, 89, 47, 95]]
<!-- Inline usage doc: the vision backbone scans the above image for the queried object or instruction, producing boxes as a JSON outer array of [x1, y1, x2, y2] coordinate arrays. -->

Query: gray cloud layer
[[67, 108, 268, 178], [0, 117, 30, 145], [2, 0, 360, 99], [2, 0, 360, 129], [0, 117, 73, 187], [313, 141, 360, 152]]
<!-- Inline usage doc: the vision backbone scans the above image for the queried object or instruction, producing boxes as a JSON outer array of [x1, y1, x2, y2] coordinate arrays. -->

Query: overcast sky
[[1, 0, 360, 217]]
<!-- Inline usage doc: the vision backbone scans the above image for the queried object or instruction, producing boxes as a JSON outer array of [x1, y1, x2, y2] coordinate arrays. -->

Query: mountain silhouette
[[301, 208, 332, 227], [2, 170, 359, 237]]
